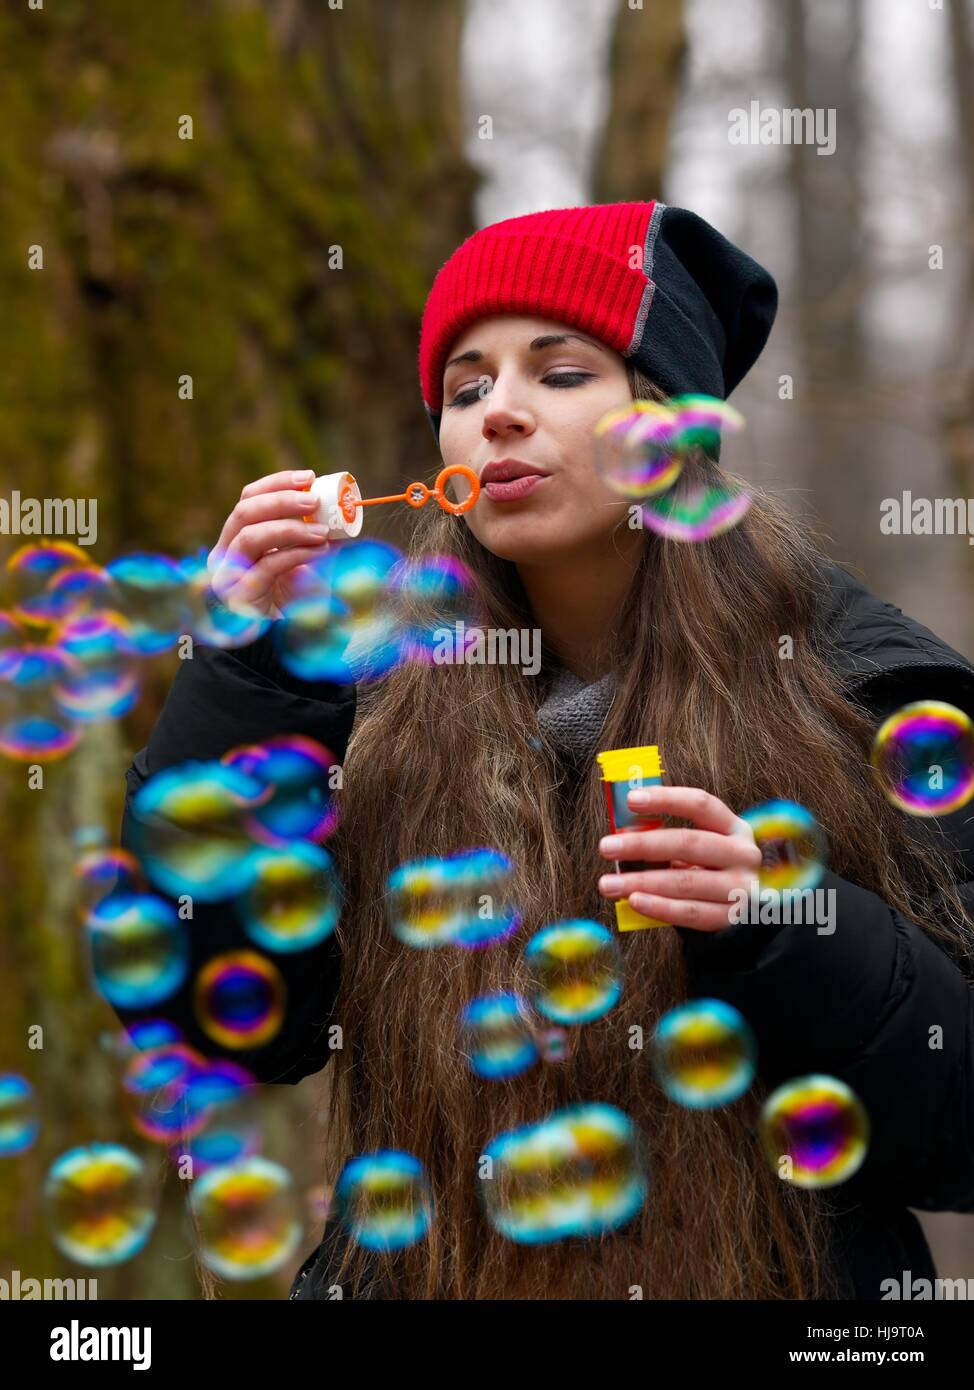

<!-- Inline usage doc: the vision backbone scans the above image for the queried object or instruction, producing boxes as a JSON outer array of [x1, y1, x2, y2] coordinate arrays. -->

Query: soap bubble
[[86, 891, 189, 1009], [524, 919, 623, 1024], [871, 699, 974, 817], [481, 1102, 647, 1244], [760, 1074, 869, 1188], [6, 542, 89, 627], [385, 855, 462, 948], [651, 999, 757, 1108], [238, 841, 342, 953], [385, 848, 519, 949], [458, 993, 539, 1079], [0, 1073, 39, 1156], [189, 1156, 303, 1280], [448, 848, 520, 948], [223, 735, 341, 845], [74, 848, 146, 921], [121, 1042, 208, 1144], [44, 1143, 158, 1266], [594, 402, 686, 499], [129, 761, 268, 901], [336, 1150, 434, 1251], [392, 555, 481, 664], [639, 477, 752, 541], [44, 564, 117, 625], [105, 552, 188, 656], [194, 950, 286, 1050], [179, 547, 271, 650], [277, 539, 406, 684], [176, 1062, 262, 1171], [739, 800, 827, 892], [52, 611, 141, 722], [0, 646, 81, 760], [668, 395, 745, 456]]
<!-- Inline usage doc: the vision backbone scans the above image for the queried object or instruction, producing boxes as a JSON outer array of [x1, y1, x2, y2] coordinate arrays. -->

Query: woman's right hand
[[207, 469, 332, 621]]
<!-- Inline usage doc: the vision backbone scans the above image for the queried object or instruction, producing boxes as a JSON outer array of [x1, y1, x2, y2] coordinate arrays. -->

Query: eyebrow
[[443, 333, 606, 374]]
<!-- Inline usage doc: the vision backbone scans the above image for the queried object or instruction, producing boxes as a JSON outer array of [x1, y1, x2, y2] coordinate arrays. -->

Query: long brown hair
[[318, 367, 973, 1299]]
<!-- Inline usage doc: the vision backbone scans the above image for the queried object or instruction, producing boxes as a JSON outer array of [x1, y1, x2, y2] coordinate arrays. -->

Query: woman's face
[[438, 314, 638, 562]]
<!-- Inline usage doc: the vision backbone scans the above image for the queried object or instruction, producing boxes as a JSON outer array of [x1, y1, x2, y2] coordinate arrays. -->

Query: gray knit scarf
[[534, 664, 619, 766]]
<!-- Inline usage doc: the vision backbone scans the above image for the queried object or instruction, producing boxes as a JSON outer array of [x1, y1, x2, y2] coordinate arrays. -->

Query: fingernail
[[600, 836, 623, 853], [294, 470, 315, 483], [600, 875, 622, 891], [307, 526, 329, 539], [629, 787, 655, 801]]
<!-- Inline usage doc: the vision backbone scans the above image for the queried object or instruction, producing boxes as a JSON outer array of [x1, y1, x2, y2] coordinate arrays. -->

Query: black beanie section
[[633, 206, 778, 400]]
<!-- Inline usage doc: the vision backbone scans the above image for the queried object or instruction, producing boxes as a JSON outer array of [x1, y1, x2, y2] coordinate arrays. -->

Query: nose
[[481, 377, 534, 441]]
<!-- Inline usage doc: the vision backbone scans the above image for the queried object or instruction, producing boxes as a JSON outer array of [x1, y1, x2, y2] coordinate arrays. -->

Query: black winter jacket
[[116, 560, 974, 1301]]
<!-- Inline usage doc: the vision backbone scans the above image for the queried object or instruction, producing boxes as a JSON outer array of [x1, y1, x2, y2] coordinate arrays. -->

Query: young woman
[[120, 201, 974, 1300]]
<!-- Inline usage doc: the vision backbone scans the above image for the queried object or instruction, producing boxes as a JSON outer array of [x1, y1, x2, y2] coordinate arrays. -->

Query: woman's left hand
[[597, 785, 763, 932]]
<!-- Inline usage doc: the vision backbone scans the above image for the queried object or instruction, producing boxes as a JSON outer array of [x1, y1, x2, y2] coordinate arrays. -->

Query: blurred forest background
[[1, 0, 972, 1298]]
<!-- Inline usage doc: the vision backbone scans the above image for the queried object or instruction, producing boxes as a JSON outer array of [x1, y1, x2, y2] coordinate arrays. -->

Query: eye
[[445, 371, 594, 409]]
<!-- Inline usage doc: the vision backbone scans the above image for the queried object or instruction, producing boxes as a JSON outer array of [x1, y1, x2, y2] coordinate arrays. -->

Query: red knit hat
[[417, 200, 777, 445]]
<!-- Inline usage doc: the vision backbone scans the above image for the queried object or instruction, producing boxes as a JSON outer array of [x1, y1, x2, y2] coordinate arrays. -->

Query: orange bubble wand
[[299, 465, 480, 539]]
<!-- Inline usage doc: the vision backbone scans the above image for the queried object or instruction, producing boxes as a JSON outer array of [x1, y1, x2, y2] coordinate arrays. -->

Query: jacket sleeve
[[677, 669, 974, 1211], [115, 622, 357, 1085]]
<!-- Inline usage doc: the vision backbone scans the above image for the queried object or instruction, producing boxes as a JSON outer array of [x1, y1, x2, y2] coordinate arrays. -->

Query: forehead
[[445, 314, 599, 361]]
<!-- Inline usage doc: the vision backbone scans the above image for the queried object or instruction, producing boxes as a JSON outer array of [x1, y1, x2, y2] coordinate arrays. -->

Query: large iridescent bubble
[[458, 993, 539, 1079], [105, 552, 189, 656], [238, 841, 342, 953], [391, 554, 481, 665], [176, 1062, 262, 1171], [189, 1156, 303, 1279], [73, 847, 146, 921], [481, 1102, 647, 1244], [53, 611, 141, 722], [386, 855, 459, 947], [0, 1073, 39, 1156], [276, 539, 406, 684], [651, 999, 757, 1108], [6, 542, 90, 627], [871, 699, 974, 817], [0, 646, 81, 760], [129, 761, 268, 901], [44, 563, 117, 626], [760, 1074, 869, 1188], [223, 735, 341, 845], [194, 950, 286, 1050], [86, 891, 189, 1009], [44, 1143, 158, 1266], [121, 1042, 208, 1144], [594, 402, 687, 499], [336, 1150, 434, 1251], [523, 919, 623, 1024], [385, 848, 519, 949], [739, 800, 828, 892], [639, 477, 752, 540], [448, 848, 520, 948]]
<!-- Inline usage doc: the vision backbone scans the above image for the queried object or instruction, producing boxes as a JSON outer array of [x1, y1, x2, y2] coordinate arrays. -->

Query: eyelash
[[445, 371, 594, 409]]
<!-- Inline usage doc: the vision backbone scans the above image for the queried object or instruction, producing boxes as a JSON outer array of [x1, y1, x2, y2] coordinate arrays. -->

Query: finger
[[211, 483, 319, 558], [626, 784, 742, 836], [226, 518, 330, 568], [599, 866, 750, 904], [625, 891, 731, 932], [599, 827, 762, 871]]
